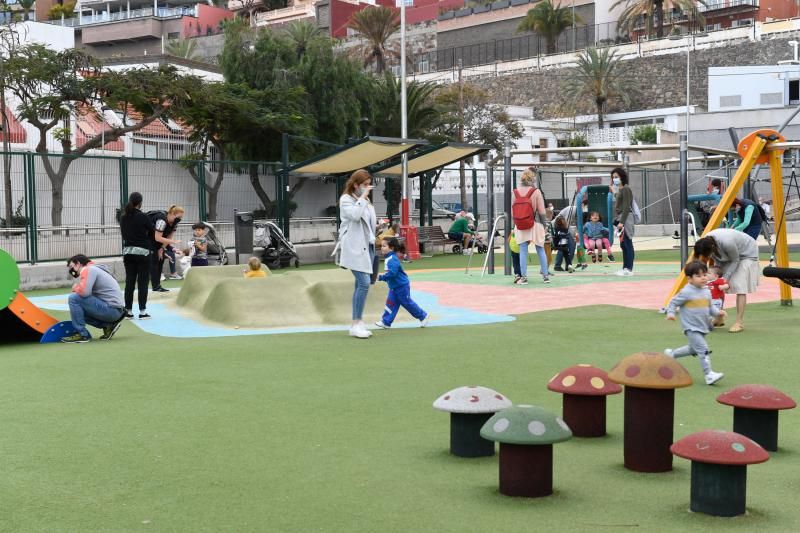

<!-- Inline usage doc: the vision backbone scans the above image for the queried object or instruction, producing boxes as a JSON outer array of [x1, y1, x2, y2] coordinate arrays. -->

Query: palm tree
[[166, 38, 199, 60], [516, 0, 581, 54], [370, 73, 440, 138], [348, 6, 400, 75], [285, 20, 322, 60], [18, 0, 35, 21], [563, 47, 636, 128], [611, 0, 706, 40]]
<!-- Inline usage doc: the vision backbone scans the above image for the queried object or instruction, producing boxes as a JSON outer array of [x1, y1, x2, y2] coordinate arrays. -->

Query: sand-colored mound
[[176, 264, 270, 312]]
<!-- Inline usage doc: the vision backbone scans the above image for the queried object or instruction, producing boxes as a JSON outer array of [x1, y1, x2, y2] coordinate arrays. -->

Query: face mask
[[68, 265, 80, 278], [360, 186, 370, 196], [612, 178, 621, 186], [711, 188, 719, 194]]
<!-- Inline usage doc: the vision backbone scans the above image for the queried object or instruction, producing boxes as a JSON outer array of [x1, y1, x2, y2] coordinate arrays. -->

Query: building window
[[790, 80, 799, 104], [734, 19, 753, 27], [609, 122, 625, 129], [167, 32, 180, 40], [760, 92, 783, 106], [538, 138, 548, 162], [416, 58, 430, 74], [719, 95, 742, 108]]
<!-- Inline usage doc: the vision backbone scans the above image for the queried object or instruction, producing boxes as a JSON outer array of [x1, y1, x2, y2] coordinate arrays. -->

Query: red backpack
[[512, 188, 536, 230]]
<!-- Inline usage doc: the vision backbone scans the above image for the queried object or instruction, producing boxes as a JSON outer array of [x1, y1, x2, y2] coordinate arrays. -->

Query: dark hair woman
[[731, 198, 763, 241], [119, 192, 155, 319], [611, 167, 635, 276]]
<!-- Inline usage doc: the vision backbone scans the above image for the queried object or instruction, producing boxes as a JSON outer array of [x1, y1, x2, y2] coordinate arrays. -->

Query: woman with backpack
[[612, 167, 636, 276], [119, 192, 155, 319], [511, 168, 549, 284]]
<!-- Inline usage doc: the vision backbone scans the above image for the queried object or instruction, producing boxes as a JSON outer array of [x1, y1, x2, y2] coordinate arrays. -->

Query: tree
[[166, 38, 199, 60], [285, 19, 322, 60], [611, 0, 706, 40], [47, 1, 76, 20], [435, 83, 524, 209], [3, 44, 197, 227], [17, 0, 34, 21], [348, 6, 399, 74], [516, 0, 581, 54], [562, 47, 636, 128], [0, 20, 21, 228]]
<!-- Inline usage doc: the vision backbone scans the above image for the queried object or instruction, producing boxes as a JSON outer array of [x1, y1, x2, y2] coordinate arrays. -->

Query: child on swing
[[583, 211, 615, 263], [374, 237, 429, 329]]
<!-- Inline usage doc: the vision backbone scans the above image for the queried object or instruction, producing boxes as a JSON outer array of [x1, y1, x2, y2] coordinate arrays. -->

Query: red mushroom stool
[[716, 385, 796, 452], [608, 352, 693, 472], [671, 430, 769, 517], [547, 364, 621, 437], [480, 405, 572, 498], [433, 386, 512, 458]]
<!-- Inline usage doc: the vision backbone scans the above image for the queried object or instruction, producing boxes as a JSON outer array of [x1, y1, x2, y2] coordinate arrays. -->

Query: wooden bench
[[417, 225, 460, 255]]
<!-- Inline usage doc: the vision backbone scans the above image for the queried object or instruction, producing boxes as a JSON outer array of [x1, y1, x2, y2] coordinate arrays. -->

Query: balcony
[[699, 0, 759, 13], [44, 6, 197, 28], [254, 2, 316, 25]]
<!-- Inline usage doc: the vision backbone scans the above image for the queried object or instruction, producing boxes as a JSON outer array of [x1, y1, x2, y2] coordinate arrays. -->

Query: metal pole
[[686, 41, 690, 143], [572, 0, 576, 51], [487, 163, 495, 274], [281, 133, 290, 239], [679, 133, 689, 265], [400, 0, 409, 227], [503, 142, 512, 275], [101, 118, 105, 228]]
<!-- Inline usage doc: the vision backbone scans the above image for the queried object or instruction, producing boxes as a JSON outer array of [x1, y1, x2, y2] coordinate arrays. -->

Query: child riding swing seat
[[575, 185, 616, 247]]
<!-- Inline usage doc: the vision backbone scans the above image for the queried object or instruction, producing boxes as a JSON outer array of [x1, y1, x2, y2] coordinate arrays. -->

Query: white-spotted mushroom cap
[[480, 405, 572, 445], [716, 384, 797, 411], [547, 364, 622, 396], [671, 430, 769, 466], [433, 385, 511, 414], [608, 352, 693, 390]]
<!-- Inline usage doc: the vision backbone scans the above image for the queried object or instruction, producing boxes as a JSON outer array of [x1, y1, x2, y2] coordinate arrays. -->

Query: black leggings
[[150, 249, 165, 289], [124, 254, 150, 311]]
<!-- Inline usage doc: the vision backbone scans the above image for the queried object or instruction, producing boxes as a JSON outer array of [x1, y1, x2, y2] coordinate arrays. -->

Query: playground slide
[[0, 249, 77, 343]]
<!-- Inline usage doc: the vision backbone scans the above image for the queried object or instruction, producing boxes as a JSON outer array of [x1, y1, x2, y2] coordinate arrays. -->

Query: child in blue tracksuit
[[375, 237, 428, 329]]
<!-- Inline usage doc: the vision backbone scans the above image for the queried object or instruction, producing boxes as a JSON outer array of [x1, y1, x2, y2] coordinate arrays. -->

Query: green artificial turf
[[1, 279, 799, 531]]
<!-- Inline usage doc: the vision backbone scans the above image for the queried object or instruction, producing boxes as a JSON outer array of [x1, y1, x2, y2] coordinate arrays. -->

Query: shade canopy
[[375, 142, 491, 177], [289, 136, 427, 175]]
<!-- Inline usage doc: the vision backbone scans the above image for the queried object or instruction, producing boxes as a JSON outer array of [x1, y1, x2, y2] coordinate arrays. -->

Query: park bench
[[417, 225, 460, 255]]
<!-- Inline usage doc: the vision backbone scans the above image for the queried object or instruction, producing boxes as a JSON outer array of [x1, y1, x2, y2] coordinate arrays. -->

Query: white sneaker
[[664, 348, 674, 358], [349, 326, 370, 339], [160, 274, 166, 281], [705, 371, 725, 385], [420, 317, 429, 328], [374, 321, 390, 329], [615, 268, 633, 277], [462, 250, 471, 255], [567, 265, 575, 273]]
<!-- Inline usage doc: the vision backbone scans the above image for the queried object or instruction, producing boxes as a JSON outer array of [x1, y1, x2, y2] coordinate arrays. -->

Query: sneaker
[[664, 348, 674, 358], [420, 317, 429, 328], [61, 333, 90, 343], [166, 273, 182, 280], [374, 321, 391, 329], [608, 254, 616, 262], [591, 252, 597, 263], [542, 276, 551, 284], [579, 263, 588, 270], [349, 326, 370, 339], [123, 310, 134, 319], [160, 274, 166, 281], [153, 286, 170, 292], [100, 320, 123, 341], [513, 275, 521, 284], [615, 268, 633, 277], [598, 253, 603, 262], [138, 312, 151, 320], [554, 266, 565, 272], [705, 371, 725, 385], [518, 276, 528, 285], [567, 265, 575, 273]]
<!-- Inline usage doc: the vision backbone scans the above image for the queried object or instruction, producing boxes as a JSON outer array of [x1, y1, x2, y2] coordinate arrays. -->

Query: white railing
[[586, 125, 663, 146], [699, 0, 759, 13], [44, 6, 196, 27]]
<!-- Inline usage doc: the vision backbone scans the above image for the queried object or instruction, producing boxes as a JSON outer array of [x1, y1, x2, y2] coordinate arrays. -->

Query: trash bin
[[233, 209, 254, 265]]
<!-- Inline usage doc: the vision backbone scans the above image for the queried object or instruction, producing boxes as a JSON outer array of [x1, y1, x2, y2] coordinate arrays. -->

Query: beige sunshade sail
[[290, 137, 427, 175], [376, 143, 491, 176]]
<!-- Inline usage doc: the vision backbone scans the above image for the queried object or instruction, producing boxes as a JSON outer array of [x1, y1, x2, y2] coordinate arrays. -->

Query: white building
[[708, 64, 800, 113]]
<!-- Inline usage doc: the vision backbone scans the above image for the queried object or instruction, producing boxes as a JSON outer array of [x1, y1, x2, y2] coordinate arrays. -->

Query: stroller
[[202, 222, 229, 266], [255, 221, 300, 269]]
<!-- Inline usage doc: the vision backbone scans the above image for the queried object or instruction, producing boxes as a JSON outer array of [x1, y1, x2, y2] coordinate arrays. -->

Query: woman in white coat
[[337, 169, 377, 339]]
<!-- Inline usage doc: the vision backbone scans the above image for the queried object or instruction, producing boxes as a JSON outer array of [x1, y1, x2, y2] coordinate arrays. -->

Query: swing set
[[663, 129, 799, 307]]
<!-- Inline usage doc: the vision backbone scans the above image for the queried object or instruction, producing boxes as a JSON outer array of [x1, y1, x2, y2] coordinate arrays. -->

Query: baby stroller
[[201, 221, 229, 266], [255, 221, 300, 269]]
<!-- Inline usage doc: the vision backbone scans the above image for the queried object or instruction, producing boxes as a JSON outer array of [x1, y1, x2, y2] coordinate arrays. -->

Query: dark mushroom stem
[[624, 386, 675, 472], [498, 443, 553, 497], [733, 407, 779, 452], [690, 461, 747, 517], [563, 394, 607, 438], [450, 412, 495, 457]]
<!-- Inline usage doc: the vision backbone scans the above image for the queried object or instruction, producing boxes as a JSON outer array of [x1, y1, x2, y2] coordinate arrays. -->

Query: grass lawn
[[1, 265, 799, 531]]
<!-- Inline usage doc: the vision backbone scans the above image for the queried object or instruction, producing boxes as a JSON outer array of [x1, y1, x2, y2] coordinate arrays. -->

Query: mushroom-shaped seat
[[480, 405, 572, 497], [547, 364, 621, 437], [716, 385, 796, 452], [671, 430, 769, 517], [608, 352, 693, 472], [433, 386, 512, 457]]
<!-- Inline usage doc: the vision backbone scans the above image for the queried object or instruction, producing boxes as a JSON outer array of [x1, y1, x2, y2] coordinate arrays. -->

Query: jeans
[[351, 244, 374, 320], [554, 233, 575, 268], [191, 257, 209, 267], [123, 254, 150, 311], [68, 293, 124, 338], [519, 241, 550, 277], [620, 233, 635, 270], [380, 284, 427, 326]]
